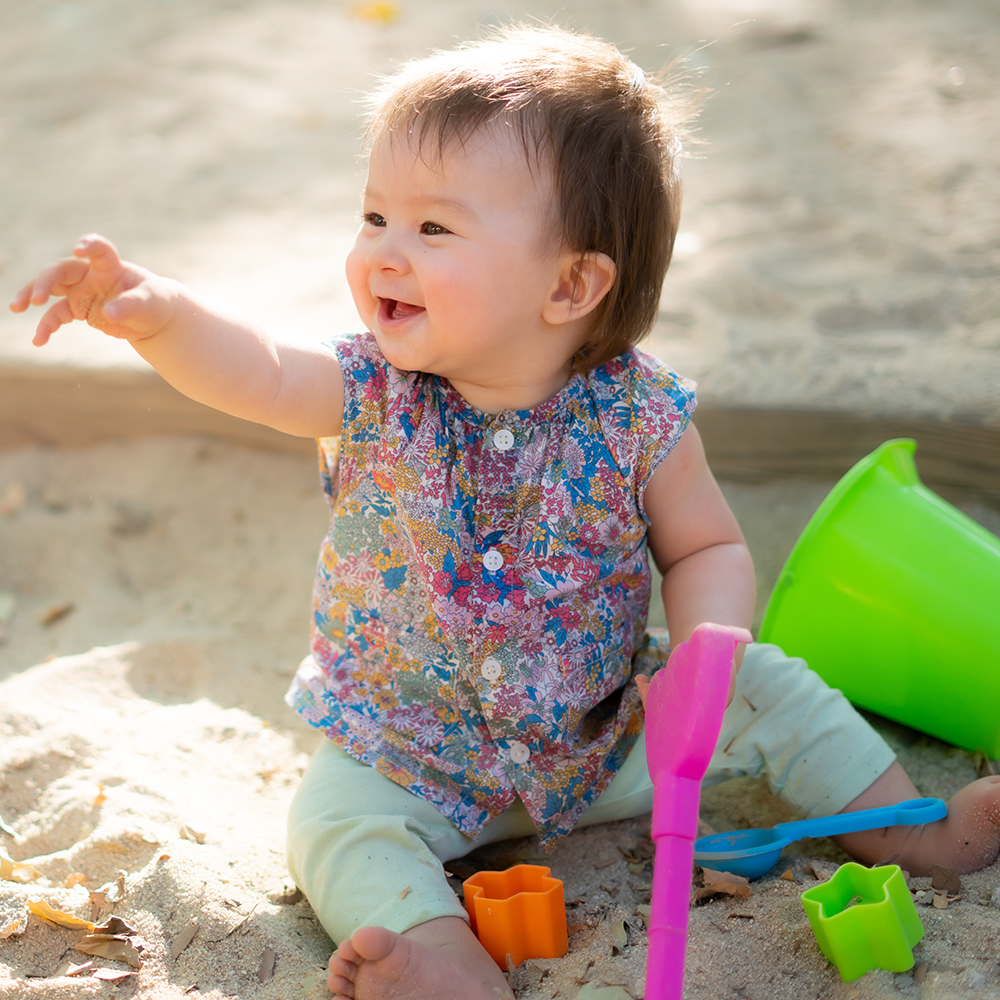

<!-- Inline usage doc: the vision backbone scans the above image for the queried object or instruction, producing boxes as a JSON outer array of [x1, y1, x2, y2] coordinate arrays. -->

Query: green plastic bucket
[[759, 439, 1000, 758]]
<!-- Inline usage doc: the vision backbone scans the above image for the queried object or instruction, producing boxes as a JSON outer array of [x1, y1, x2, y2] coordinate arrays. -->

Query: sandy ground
[[2, 0, 1000, 998], [1, 440, 998, 999]]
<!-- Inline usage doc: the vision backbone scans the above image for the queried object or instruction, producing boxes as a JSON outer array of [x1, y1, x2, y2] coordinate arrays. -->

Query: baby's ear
[[543, 251, 616, 325]]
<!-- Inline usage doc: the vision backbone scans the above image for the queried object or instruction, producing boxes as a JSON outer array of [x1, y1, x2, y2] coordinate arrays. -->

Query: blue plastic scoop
[[693, 797, 946, 879]]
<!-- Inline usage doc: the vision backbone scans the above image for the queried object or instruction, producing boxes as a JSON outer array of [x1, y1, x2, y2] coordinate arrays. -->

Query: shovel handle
[[647, 834, 693, 1000]]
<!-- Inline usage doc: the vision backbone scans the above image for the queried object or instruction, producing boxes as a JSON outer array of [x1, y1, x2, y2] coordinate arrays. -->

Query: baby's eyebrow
[[362, 187, 477, 222], [419, 195, 476, 220]]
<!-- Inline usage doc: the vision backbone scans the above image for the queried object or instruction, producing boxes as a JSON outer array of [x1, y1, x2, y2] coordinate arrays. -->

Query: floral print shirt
[[286, 332, 696, 848]]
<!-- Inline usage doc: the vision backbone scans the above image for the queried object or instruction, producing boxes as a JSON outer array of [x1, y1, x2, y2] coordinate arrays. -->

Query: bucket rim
[[757, 438, 917, 643]]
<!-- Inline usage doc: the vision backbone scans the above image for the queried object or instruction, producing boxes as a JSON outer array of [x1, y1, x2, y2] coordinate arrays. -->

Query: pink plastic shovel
[[644, 622, 753, 999]]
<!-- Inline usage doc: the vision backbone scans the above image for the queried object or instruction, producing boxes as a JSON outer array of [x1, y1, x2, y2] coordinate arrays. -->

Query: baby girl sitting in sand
[[12, 23, 1000, 1000]]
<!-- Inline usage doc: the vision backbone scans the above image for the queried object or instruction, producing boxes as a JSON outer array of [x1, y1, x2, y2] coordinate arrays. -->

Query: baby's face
[[346, 126, 574, 409]]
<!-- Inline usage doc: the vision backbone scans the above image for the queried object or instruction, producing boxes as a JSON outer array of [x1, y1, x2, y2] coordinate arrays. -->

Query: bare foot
[[834, 764, 1000, 875], [906, 775, 1000, 874], [327, 916, 515, 1000]]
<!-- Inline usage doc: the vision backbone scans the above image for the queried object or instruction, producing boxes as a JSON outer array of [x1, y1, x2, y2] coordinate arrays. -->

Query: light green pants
[[286, 643, 895, 943]]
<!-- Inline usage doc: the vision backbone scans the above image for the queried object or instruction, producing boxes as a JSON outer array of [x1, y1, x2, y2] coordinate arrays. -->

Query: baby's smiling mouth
[[379, 298, 426, 323]]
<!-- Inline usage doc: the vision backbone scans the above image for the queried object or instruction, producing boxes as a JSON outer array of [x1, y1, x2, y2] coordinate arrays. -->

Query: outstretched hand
[[9, 234, 179, 346]]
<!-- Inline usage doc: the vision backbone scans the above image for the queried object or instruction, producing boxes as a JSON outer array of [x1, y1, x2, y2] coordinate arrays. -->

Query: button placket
[[508, 741, 531, 764]]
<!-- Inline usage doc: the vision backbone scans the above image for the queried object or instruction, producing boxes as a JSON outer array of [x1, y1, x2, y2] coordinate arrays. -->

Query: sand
[[1, 439, 998, 998], [2, 0, 1000, 997]]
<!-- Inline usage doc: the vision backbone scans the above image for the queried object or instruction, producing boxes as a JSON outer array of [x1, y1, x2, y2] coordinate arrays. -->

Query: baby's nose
[[366, 234, 408, 273]]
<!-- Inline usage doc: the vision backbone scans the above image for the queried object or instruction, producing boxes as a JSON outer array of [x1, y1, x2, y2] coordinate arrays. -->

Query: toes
[[327, 970, 355, 998], [350, 925, 401, 963], [329, 953, 358, 979], [327, 949, 359, 998]]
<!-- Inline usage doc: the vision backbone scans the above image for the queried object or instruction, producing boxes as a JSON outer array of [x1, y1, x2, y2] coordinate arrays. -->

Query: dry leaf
[[90, 871, 126, 911], [634, 904, 651, 927], [27, 899, 95, 931], [0, 918, 25, 939], [93, 784, 107, 808], [94, 916, 138, 936], [179, 825, 206, 844], [932, 890, 950, 909], [694, 868, 752, 901], [51, 961, 94, 978], [171, 919, 200, 959], [914, 963, 928, 984], [780, 869, 795, 881], [74, 933, 143, 969], [0, 811, 17, 837], [88, 890, 108, 922], [258, 947, 276, 982], [38, 601, 75, 626], [618, 837, 654, 864], [398, 885, 411, 899], [807, 859, 840, 881], [1, 851, 42, 884], [63, 873, 88, 888], [92, 968, 135, 982], [610, 919, 628, 951], [931, 865, 962, 894]]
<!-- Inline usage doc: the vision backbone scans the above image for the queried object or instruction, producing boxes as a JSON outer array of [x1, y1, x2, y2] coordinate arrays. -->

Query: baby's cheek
[[345, 246, 375, 317]]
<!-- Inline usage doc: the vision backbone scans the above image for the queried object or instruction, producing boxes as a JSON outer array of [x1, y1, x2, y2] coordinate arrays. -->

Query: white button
[[482, 549, 504, 572], [509, 742, 531, 765], [480, 658, 502, 681], [493, 428, 515, 451]]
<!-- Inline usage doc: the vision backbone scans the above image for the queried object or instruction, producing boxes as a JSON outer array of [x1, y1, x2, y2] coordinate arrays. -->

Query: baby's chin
[[369, 328, 420, 374]]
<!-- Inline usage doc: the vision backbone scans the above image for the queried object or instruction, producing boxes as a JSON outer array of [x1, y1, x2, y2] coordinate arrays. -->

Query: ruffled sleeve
[[316, 332, 391, 506], [587, 348, 697, 522]]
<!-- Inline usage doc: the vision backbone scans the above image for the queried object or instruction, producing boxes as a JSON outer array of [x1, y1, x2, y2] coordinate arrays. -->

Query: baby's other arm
[[10, 234, 343, 438], [642, 424, 756, 703]]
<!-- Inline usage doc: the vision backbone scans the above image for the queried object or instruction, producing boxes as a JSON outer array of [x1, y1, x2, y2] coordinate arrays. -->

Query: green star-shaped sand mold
[[800, 863, 924, 982]]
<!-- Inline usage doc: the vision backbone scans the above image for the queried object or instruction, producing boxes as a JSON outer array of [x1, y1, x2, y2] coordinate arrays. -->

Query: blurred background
[[2, 0, 998, 418]]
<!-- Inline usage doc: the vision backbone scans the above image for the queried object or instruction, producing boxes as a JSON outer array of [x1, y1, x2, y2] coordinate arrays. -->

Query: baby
[[11, 24, 1000, 1000]]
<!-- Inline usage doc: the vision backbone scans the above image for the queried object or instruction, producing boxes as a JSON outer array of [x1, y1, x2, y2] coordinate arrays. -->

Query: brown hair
[[363, 24, 698, 372]]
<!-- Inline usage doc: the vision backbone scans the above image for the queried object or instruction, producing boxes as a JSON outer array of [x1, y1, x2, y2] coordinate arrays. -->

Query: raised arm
[[641, 424, 756, 702], [10, 235, 344, 438]]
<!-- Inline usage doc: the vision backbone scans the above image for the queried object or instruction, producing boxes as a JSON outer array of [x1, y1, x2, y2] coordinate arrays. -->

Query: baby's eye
[[363, 212, 387, 228], [420, 221, 451, 237]]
